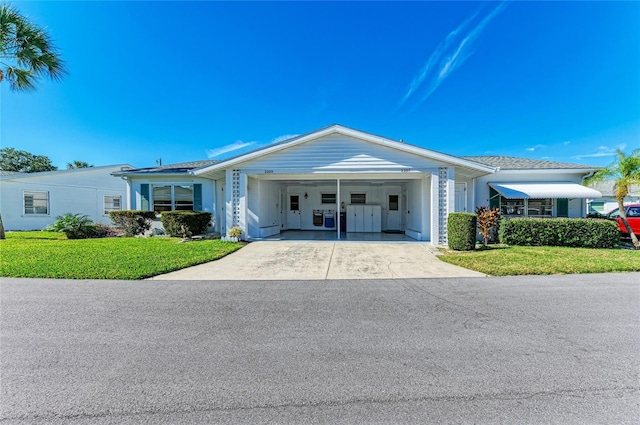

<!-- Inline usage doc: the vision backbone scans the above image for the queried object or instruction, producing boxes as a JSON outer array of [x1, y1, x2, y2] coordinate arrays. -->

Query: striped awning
[[489, 182, 602, 199]]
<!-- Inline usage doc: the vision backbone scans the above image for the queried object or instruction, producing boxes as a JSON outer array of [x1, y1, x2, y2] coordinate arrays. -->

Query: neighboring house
[[585, 180, 640, 214], [114, 125, 602, 245], [0, 164, 133, 231]]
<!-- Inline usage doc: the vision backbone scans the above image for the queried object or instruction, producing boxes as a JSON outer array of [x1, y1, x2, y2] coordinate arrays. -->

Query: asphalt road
[[1, 274, 639, 424]]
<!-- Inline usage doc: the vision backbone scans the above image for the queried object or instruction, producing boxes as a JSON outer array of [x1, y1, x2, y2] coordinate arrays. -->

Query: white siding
[[238, 134, 444, 172], [0, 165, 129, 231]]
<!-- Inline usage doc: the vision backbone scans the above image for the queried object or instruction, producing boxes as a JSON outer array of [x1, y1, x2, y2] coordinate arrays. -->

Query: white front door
[[387, 194, 401, 231], [455, 183, 467, 212], [287, 194, 301, 229], [280, 191, 285, 229], [217, 182, 226, 233]]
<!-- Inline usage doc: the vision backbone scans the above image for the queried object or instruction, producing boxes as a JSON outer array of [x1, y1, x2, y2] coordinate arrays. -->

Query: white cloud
[[206, 140, 256, 158], [270, 134, 299, 144], [400, 2, 508, 108], [563, 141, 571, 146], [525, 144, 546, 152], [571, 143, 627, 160]]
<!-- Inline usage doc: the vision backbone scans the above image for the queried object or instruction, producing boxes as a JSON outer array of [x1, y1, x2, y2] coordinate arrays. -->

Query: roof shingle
[[461, 156, 597, 170]]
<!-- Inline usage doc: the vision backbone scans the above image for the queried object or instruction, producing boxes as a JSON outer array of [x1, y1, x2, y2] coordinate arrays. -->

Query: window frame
[[350, 193, 366, 205], [104, 195, 122, 215], [321, 193, 336, 204], [151, 184, 194, 213], [23, 190, 49, 215], [499, 196, 555, 217]]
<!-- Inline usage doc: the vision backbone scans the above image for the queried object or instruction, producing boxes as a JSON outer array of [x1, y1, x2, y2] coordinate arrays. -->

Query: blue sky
[[1, 1, 639, 169]]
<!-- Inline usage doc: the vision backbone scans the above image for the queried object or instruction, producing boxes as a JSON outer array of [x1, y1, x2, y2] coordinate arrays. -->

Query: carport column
[[437, 167, 450, 246], [238, 171, 248, 239], [336, 178, 341, 240], [430, 172, 439, 245], [227, 169, 247, 239]]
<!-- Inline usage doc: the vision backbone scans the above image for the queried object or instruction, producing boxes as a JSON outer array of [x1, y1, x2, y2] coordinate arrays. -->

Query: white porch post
[[239, 172, 248, 239], [212, 179, 217, 232], [336, 178, 341, 240], [430, 172, 439, 245]]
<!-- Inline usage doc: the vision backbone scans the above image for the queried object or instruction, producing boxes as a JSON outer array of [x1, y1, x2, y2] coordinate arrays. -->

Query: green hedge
[[498, 217, 620, 248], [160, 211, 212, 237], [447, 212, 477, 251], [109, 210, 156, 237]]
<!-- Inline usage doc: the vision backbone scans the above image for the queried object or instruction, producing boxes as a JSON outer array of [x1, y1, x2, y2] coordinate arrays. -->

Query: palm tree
[[67, 160, 93, 169], [0, 3, 67, 90], [585, 149, 640, 249], [0, 3, 66, 239]]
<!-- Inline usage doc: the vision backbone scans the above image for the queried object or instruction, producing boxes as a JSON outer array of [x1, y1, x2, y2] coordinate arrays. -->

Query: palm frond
[[0, 3, 67, 91]]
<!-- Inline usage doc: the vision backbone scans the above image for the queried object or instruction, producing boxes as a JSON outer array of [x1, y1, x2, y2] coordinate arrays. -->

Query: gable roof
[[113, 160, 219, 176], [461, 156, 597, 171], [195, 124, 497, 175], [0, 170, 22, 176], [0, 164, 134, 180], [587, 180, 640, 197]]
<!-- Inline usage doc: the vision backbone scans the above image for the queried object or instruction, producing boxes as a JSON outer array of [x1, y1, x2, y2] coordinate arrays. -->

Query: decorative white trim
[[231, 169, 240, 227], [438, 167, 448, 245]]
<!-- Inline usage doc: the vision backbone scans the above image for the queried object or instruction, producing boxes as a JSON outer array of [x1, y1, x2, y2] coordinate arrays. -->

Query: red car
[[607, 203, 640, 236]]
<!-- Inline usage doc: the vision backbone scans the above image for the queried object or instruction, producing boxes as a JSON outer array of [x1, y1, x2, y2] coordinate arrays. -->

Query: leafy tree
[[0, 3, 67, 90], [584, 149, 640, 249], [0, 4, 66, 239], [0, 147, 57, 172], [67, 160, 93, 169], [476, 206, 501, 247]]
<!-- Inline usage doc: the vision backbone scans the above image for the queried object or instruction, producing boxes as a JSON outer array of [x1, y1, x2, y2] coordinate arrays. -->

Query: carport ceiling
[[266, 179, 411, 186]]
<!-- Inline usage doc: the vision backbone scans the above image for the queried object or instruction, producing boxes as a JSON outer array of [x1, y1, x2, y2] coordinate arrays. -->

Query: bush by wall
[[45, 213, 98, 239], [447, 212, 477, 251], [160, 211, 212, 238], [498, 217, 620, 248], [109, 210, 156, 236]]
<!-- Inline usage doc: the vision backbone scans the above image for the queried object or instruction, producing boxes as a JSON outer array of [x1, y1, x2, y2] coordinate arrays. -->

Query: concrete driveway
[[149, 241, 485, 280]]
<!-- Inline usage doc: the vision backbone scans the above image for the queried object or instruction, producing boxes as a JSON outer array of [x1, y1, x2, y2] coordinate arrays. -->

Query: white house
[[114, 125, 602, 244], [586, 180, 640, 214], [0, 164, 133, 231]]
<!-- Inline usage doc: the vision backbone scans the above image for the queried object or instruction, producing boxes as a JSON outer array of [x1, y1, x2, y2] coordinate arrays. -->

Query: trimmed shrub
[[45, 213, 98, 239], [448, 212, 477, 251], [498, 217, 620, 248], [109, 210, 156, 237], [160, 211, 212, 238], [93, 222, 124, 237]]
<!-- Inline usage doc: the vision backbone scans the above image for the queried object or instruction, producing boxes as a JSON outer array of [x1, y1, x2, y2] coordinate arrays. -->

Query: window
[[628, 207, 640, 217], [351, 193, 366, 204], [152, 185, 193, 212], [104, 195, 122, 214], [24, 191, 49, 215], [500, 198, 525, 216], [321, 193, 336, 204], [500, 196, 553, 217], [527, 199, 553, 217], [388, 195, 399, 211], [290, 195, 299, 211]]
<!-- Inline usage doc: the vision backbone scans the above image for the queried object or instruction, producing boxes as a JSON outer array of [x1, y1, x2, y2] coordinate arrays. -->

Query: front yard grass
[[0, 231, 243, 280], [439, 245, 640, 276]]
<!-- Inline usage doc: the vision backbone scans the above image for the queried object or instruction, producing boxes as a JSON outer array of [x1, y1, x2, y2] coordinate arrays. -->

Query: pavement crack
[[3, 386, 637, 422], [323, 243, 336, 280]]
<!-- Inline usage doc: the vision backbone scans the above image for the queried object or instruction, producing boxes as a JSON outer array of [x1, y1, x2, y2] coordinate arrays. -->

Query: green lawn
[[439, 245, 640, 276], [0, 232, 243, 280]]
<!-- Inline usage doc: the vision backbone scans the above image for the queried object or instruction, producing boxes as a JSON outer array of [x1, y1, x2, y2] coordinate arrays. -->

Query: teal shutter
[[193, 184, 202, 211], [489, 187, 500, 210], [140, 184, 150, 211], [557, 198, 569, 217]]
